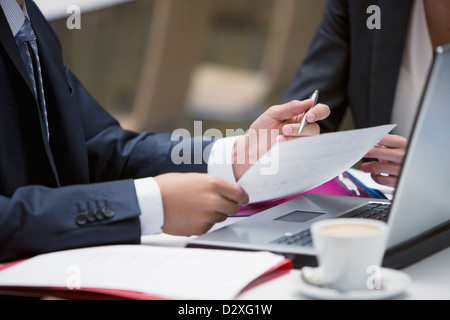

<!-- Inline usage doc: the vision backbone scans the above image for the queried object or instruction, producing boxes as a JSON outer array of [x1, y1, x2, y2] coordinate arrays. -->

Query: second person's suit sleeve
[[282, 0, 351, 133]]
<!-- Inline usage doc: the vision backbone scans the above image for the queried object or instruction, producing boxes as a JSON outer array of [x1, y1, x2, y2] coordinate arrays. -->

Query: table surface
[[142, 217, 450, 300], [34, 0, 135, 21], [0, 217, 447, 300]]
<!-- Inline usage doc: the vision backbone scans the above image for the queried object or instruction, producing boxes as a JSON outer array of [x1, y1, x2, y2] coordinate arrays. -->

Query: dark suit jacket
[[0, 1, 212, 262], [283, 0, 414, 133]]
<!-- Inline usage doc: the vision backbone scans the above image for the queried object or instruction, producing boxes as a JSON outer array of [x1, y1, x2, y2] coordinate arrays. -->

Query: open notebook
[[0, 245, 291, 300]]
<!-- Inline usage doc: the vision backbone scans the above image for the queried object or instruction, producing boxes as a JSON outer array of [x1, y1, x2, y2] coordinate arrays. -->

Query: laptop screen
[[387, 44, 450, 247]]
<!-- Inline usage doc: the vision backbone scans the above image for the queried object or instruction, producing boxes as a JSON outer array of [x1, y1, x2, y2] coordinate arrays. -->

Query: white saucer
[[298, 268, 411, 300]]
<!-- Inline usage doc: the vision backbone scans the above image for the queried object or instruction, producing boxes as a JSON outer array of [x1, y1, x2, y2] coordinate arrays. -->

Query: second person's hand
[[361, 134, 408, 188]]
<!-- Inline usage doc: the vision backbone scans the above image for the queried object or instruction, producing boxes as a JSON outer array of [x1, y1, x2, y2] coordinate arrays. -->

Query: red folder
[[0, 248, 292, 300]]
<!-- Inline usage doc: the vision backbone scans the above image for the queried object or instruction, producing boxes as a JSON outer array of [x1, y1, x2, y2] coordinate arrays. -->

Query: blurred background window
[[42, 0, 326, 134]]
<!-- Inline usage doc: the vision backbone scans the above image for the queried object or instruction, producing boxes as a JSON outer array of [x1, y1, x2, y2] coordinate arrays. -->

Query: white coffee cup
[[310, 218, 388, 291]]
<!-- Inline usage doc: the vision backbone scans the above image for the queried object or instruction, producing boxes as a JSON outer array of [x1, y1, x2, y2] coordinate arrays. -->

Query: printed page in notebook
[[0, 245, 288, 300], [238, 125, 396, 204]]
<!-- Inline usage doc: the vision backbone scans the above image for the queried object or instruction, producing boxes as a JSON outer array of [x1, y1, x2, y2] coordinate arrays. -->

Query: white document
[[238, 125, 396, 204], [0, 245, 286, 300]]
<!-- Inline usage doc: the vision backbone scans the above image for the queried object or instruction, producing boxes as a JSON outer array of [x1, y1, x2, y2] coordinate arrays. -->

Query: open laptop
[[188, 44, 450, 269]]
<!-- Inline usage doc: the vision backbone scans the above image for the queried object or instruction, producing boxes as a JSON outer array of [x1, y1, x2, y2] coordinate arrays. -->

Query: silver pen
[[298, 90, 320, 135]]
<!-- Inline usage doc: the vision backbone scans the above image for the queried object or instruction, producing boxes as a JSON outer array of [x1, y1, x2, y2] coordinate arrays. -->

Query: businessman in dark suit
[[283, 0, 450, 187], [0, 0, 330, 262]]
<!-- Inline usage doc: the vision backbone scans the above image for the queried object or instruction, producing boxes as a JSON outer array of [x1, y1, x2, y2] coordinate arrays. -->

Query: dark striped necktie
[[15, 17, 50, 141]]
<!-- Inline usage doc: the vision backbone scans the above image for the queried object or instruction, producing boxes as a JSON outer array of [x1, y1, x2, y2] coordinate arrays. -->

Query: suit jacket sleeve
[[282, 0, 351, 133], [0, 0, 214, 262], [0, 73, 212, 263], [0, 65, 214, 263], [0, 180, 142, 262], [65, 66, 213, 182]]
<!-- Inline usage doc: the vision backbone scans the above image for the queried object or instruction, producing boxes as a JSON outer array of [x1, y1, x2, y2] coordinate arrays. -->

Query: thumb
[[267, 100, 314, 121]]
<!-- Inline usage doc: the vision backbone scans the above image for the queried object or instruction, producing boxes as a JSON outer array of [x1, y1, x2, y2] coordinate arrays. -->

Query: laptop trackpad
[[275, 211, 326, 223]]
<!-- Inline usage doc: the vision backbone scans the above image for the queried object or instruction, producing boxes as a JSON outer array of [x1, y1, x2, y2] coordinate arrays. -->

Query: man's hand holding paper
[[232, 99, 331, 181], [237, 124, 397, 204]]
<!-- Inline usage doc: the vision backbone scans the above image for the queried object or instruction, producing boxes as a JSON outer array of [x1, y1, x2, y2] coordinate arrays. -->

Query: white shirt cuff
[[134, 177, 164, 235], [207, 137, 239, 183]]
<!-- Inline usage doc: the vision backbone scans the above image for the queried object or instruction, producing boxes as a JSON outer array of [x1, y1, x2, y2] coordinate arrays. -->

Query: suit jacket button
[[94, 209, 104, 220], [102, 208, 115, 219], [76, 214, 87, 226], [86, 210, 96, 222]]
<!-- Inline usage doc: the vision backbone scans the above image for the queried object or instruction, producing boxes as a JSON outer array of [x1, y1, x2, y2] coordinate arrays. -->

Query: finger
[[305, 103, 330, 123], [214, 197, 240, 217], [199, 211, 228, 235], [282, 123, 320, 137], [365, 146, 405, 164], [300, 123, 321, 136], [276, 135, 287, 144], [361, 161, 401, 177], [211, 177, 249, 205], [211, 211, 230, 223], [370, 173, 398, 188], [267, 100, 314, 121], [378, 134, 408, 149]]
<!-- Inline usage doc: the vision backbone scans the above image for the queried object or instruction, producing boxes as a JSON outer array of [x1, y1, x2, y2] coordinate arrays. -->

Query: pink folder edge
[[236, 176, 355, 217]]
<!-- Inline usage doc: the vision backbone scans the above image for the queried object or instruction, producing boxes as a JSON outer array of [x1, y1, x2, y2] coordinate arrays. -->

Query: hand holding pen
[[274, 90, 328, 144], [298, 90, 320, 136]]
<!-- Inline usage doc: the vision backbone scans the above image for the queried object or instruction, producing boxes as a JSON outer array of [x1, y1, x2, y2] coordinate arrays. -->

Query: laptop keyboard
[[344, 202, 391, 221], [271, 229, 314, 247], [270, 202, 391, 248]]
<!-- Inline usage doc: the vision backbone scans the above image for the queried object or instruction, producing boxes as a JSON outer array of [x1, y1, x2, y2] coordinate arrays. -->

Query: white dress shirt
[[391, 0, 433, 139], [0, 0, 29, 34], [0, 0, 238, 236]]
